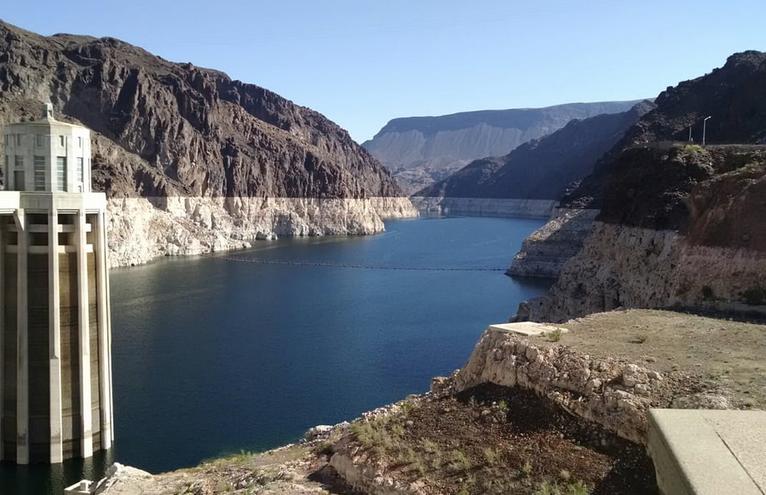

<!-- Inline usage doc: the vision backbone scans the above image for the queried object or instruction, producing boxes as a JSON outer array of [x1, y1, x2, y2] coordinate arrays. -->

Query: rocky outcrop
[[0, 20, 415, 266], [447, 327, 668, 444], [363, 100, 643, 191], [520, 222, 766, 322], [507, 208, 599, 278], [107, 196, 416, 267], [409, 196, 556, 219], [521, 144, 766, 321]]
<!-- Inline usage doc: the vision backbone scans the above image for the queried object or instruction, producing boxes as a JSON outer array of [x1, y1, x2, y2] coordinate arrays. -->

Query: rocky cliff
[[521, 144, 766, 322], [363, 100, 643, 193], [0, 20, 416, 266], [512, 51, 766, 310]]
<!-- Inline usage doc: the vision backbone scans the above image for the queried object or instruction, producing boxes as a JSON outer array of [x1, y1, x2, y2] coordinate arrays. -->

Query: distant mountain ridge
[[363, 100, 644, 193], [416, 101, 654, 200]]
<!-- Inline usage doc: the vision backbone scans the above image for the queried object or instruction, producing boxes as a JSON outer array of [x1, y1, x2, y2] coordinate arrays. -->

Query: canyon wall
[[518, 222, 766, 322], [514, 53, 766, 319], [507, 208, 599, 278], [107, 196, 416, 267], [0, 21, 416, 267]]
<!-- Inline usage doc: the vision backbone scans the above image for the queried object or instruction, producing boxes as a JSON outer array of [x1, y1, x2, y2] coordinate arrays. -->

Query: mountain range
[[363, 100, 642, 193], [416, 101, 654, 200]]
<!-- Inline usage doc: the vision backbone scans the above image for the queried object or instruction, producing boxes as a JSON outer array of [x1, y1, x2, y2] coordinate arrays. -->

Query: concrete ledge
[[488, 321, 567, 337], [648, 409, 766, 495]]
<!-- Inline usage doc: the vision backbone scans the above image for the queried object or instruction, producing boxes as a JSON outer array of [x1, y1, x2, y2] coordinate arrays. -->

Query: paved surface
[[648, 409, 766, 495]]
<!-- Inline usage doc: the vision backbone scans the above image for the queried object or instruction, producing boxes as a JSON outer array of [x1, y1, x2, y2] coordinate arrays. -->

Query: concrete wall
[[0, 193, 112, 464]]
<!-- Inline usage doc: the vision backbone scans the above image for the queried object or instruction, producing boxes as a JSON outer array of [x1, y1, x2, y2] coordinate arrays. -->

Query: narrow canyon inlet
[[0, 217, 549, 493]]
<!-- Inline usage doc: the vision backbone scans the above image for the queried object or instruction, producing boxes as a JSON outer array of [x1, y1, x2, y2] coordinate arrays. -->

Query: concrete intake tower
[[0, 103, 113, 464]]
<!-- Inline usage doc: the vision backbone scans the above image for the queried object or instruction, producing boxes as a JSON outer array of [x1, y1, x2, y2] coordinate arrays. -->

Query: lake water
[[0, 216, 550, 494]]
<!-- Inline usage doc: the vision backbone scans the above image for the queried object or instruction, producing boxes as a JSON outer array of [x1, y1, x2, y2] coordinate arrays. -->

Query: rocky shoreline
[[106, 196, 417, 267]]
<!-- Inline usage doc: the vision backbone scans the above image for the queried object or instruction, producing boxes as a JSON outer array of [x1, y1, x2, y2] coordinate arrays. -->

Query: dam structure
[[0, 104, 113, 464]]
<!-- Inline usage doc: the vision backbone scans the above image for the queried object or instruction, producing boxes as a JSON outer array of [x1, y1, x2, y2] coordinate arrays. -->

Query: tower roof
[[4, 103, 85, 130]]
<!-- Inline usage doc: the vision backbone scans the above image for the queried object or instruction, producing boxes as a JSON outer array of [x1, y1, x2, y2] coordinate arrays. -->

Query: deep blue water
[[0, 216, 549, 493]]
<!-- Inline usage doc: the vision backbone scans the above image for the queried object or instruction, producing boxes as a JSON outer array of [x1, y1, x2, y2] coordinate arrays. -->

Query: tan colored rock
[[107, 196, 417, 267]]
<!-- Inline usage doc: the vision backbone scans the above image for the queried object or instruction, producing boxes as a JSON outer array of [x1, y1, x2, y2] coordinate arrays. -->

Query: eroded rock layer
[[108, 196, 416, 267], [507, 208, 599, 279]]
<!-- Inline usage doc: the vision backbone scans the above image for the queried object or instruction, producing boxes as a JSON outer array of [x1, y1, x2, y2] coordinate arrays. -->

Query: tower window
[[34, 156, 46, 191], [77, 157, 84, 185], [56, 156, 67, 191], [15, 155, 23, 168], [13, 170, 25, 191], [15, 134, 21, 146], [59, 135, 65, 147], [35, 134, 45, 147]]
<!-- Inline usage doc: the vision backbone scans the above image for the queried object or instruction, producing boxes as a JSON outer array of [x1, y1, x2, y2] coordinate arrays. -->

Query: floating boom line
[[220, 256, 507, 272]]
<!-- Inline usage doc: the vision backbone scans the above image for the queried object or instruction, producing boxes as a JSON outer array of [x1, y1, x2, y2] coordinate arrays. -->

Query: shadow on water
[[0, 448, 114, 494]]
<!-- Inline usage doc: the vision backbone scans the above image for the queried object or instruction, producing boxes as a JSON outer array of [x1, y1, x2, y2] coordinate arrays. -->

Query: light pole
[[702, 116, 712, 146], [688, 125, 693, 142]]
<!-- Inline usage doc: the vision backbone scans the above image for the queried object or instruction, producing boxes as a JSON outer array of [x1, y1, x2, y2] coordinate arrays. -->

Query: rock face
[[416, 101, 653, 200], [514, 51, 766, 309], [449, 327, 668, 445], [565, 51, 766, 209], [507, 208, 599, 278], [107, 196, 416, 267], [524, 145, 766, 322], [363, 100, 643, 192], [0, 21, 416, 266]]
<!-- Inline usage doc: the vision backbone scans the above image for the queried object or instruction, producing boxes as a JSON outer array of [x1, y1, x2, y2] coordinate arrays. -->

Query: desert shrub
[[534, 480, 590, 495], [701, 285, 714, 300], [743, 286, 766, 305], [447, 449, 472, 473], [546, 329, 562, 342]]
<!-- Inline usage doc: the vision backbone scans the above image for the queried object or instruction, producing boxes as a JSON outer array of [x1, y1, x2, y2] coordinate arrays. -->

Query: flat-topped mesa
[[0, 20, 416, 266], [364, 100, 644, 193], [0, 106, 114, 464]]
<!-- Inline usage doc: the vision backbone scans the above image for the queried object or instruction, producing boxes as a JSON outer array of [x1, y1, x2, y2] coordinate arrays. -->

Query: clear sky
[[3, 1, 764, 142]]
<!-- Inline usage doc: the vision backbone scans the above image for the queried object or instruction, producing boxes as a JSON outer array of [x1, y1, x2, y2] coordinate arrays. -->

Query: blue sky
[[3, 1, 764, 142]]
